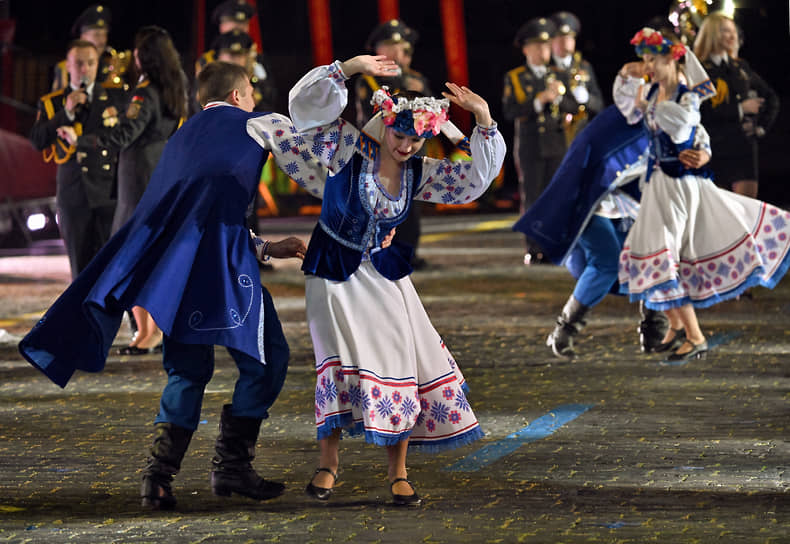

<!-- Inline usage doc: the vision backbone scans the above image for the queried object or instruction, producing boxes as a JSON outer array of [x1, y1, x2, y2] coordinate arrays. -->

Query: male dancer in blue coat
[[19, 62, 324, 509]]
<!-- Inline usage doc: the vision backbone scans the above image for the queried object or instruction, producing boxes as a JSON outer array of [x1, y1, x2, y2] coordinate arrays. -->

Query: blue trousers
[[570, 216, 628, 308], [155, 334, 289, 431]]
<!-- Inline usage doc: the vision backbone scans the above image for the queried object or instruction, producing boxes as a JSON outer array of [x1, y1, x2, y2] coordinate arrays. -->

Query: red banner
[[439, 0, 470, 132], [0, 19, 15, 131], [193, 0, 205, 58], [377, 0, 399, 21], [308, 0, 333, 66], [247, 0, 263, 52]]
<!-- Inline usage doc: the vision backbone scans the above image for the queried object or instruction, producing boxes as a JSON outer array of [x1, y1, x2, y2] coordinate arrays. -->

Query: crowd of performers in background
[[21, 0, 787, 510]]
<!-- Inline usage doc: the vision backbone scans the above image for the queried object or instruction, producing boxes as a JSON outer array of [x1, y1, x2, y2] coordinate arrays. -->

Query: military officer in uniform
[[355, 19, 430, 269], [549, 11, 604, 143], [502, 17, 581, 264], [195, 0, 256, 76], [31, 40, 128, 279], [209, 30, 277, 112], [51, 4, 131, 92], [354, 19, 428, 126]]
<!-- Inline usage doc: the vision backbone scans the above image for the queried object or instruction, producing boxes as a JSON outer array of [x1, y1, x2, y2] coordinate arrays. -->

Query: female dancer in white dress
[[281, 54, 505, 505], [615, 28, 790, 361]]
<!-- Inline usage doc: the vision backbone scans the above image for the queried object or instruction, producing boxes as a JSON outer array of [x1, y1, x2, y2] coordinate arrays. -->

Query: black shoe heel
[[654, 328, 685, 353], [119, 345, 152, 355], [305, 467, 337, 501], [390, 477, 421, 507], [666, 340, 708, 362]]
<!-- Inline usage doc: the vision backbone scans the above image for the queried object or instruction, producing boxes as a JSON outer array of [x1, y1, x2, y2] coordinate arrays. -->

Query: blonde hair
[[694, 13, 736, 61]]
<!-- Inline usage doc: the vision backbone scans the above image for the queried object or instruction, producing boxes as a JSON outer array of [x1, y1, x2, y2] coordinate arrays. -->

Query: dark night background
[[5, 0, 789, 207]]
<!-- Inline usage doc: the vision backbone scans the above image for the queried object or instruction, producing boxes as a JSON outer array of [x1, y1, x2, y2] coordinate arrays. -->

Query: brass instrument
[[563, 51, 590, 145], [544, 71, 566, 120], [104, 48, 132, 89]]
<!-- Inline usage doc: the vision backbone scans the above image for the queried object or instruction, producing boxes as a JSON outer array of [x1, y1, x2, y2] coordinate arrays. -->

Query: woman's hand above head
[[442, 83, 493, 127], [339, 55, 399, 78]]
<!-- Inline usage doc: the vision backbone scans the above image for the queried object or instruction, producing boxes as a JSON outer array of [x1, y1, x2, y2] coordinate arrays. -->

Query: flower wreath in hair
[[370, 87, 450, 139], [630, 27, 686, 61]]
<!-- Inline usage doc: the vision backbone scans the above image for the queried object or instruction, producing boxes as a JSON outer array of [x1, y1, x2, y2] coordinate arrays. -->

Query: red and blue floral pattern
[[314, 341, 483, 451], [619, 203, 790, 309]]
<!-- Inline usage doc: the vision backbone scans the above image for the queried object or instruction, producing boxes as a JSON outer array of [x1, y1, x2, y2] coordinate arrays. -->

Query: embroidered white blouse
[[258, 60, 507, 222]]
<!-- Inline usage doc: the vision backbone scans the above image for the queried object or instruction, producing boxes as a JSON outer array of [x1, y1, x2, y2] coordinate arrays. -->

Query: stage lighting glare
[[26, 213, 47, 231]]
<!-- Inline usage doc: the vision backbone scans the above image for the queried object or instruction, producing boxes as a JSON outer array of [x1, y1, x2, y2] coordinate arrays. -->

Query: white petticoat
[[619, 169, 790, 310], [306, 261, 483, 451]]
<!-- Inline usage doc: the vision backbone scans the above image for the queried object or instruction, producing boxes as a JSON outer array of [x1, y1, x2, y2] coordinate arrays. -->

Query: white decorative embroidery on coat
[[187, 274, 255, 331]]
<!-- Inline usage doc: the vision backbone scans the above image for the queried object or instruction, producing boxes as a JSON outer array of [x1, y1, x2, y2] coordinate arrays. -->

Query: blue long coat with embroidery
[[19, 106, 291, 387]]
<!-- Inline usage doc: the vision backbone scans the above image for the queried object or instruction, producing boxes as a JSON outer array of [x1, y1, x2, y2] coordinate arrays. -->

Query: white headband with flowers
[[629, 27, 715, 102], [370, 87, 450, 138]]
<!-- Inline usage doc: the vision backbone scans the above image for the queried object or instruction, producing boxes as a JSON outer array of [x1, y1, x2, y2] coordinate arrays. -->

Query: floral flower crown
[[370, 87, 450, 138], [630, 27, 686, 61]]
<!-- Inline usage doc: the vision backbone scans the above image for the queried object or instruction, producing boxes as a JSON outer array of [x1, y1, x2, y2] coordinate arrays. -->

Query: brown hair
[[134, 26, 187, 119], [196, 61, 250, 107], [66, 39, 98, 54], [694, 13, 735, 61]]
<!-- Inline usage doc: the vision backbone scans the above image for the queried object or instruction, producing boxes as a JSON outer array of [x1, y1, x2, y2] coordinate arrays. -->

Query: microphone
[[74, 76, 89, 115]]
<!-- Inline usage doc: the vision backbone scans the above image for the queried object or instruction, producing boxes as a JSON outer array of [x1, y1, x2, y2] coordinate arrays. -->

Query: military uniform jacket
[[79, 80, 182, 228], [502, 64, 580, 159], [30, 81, 129, 208], [701, 57, 779, 158], [553, 56, 605, 118]]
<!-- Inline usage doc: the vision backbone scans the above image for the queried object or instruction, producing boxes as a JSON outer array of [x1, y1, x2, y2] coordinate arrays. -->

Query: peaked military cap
[[213, 29, 254, 53], [551, 11, 581, 36], [365, 19, 419, 51], [211, 0, 255, 25], [70, 4, 111, 37], [514, 17, 557, 47]]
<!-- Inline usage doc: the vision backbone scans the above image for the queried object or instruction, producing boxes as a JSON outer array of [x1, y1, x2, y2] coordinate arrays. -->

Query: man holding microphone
[[30, 40, 128, 278]]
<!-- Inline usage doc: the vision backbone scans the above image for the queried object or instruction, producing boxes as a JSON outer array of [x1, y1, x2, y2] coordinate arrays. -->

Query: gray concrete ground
[[0, 214, 788, 543]]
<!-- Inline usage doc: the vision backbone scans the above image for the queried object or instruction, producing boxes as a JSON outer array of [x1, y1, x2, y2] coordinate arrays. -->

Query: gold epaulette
[[195, 50, 216, 75], [507, 66, 528, 104], [40, 88, 66, 102], [40, 88, 65, 119], [135, 79, 151, 89]]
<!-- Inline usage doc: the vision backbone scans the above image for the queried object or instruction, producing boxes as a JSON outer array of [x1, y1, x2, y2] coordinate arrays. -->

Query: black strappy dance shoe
[[305, 467, 337, 501], [390, 477, 421, 507], [654, 328, 686, 353], [666, 340, 708, 362]]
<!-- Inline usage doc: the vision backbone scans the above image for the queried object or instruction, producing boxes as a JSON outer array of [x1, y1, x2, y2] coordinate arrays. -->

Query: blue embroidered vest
[[302, 152, 423, 281], [645, 84, 712, 180]]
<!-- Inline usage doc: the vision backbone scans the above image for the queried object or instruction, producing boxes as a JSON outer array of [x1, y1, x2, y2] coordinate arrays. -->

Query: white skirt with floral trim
[[618, 169, 790, 310], [305, 261, 483, 452]]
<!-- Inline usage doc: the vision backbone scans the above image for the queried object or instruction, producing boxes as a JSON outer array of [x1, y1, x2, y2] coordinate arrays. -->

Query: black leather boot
[[546, 295, 589, 359], [141, 422, 193, 510], [638, 301, 670, 352], [210, 404, 285, 501]]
